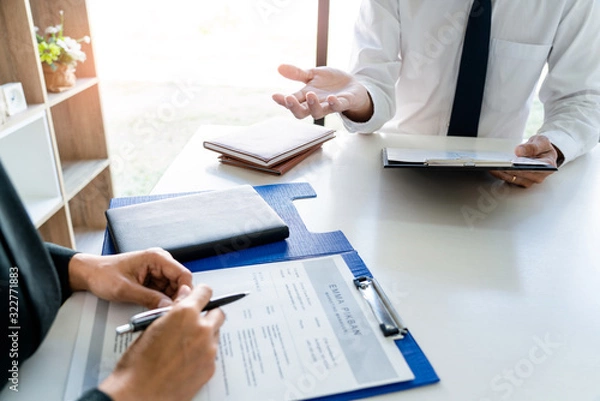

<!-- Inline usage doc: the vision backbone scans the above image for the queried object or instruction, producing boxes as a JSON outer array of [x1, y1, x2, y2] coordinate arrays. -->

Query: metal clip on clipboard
[[425, 158, 513, 168], [353, 276, 408, 338]]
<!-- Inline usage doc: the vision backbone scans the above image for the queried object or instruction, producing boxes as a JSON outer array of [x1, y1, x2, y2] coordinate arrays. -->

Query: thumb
[[277, 64, 311, 83], [515, 142, 538, 157], [515, 135, 549, 158]]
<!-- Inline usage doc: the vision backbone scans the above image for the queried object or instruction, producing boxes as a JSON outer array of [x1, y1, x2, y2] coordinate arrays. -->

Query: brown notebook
[[218, 141, 326, 175], [203, 117, 336, 167]]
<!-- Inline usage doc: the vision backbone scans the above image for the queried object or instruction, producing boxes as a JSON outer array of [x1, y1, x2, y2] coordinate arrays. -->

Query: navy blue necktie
[[447, 0, 492, 137]]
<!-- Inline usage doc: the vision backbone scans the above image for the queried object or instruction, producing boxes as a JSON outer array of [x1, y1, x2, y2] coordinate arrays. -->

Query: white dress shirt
[[342, 0, 600, 164]]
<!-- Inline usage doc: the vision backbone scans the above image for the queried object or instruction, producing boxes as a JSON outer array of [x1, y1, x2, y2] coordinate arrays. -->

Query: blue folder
[[102, 182, 439, 400]]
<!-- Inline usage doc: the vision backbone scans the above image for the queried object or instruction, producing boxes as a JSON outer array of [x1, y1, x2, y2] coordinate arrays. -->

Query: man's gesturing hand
[[272, 64, 373, 122]]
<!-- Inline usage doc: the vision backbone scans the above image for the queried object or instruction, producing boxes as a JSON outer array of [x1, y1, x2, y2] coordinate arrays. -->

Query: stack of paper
[[203, 117, 336, 175]]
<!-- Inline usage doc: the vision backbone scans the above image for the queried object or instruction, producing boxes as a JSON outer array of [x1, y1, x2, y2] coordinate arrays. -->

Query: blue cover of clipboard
[[102, 182, 439, 400]]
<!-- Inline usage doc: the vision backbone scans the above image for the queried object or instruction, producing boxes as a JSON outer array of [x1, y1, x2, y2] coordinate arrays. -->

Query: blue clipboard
[[102, 182, 439, 400]]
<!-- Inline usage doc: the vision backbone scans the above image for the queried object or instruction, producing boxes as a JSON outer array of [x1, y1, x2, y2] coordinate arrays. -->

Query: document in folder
[[66, 255, 415, 401], [383, 147, 557, 170]]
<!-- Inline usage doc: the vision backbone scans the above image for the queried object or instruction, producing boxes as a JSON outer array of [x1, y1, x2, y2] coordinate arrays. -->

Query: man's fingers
[[203, 308, 226, 333], [127, 285, 172, 309], [488, 170, 505, 181], [283, 95, 311, 119], [516, 171, 551, 184], [515, 143, 539, 157], [277, 64, 312, 83], [327, 94, 351, 113], [272, 93, 286, 107], [174, 284, 193, 303], [179, 284, 213, 312], [306, 92, 331, 119], [143, 248, 193, 288], [489, 170, 543, 188], [156, 297, 173, 308], [276, 90, 339, 119], [515, 135, 553, 157], [489, 170, 521, 186]]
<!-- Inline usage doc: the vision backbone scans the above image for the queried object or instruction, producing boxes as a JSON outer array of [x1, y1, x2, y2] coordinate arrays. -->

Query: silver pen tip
[[116, 323, 133, 335]]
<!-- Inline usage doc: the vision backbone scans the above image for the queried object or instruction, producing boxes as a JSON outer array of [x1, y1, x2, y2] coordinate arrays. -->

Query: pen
[[116, 291, 249, 335]]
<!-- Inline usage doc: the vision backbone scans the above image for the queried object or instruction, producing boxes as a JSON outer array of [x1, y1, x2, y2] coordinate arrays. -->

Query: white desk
[[5, 126, 599, 401], [153, 127, 600, 401]]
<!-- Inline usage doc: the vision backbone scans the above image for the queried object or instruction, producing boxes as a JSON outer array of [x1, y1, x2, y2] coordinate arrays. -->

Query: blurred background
[[88, 0, 543, 196], [88, 0, 361, 196]]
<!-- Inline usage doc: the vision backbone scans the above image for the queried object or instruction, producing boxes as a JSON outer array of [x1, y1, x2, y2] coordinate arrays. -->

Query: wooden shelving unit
[[0, 0, 112, 249]]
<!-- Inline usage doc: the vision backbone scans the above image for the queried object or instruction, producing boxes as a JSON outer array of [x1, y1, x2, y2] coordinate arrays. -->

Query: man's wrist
[[98, 373, 131, 401], [68, 253, 94, 292], [342, 90, 374, 123]]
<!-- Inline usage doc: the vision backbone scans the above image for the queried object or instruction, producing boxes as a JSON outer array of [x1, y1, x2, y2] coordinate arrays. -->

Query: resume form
[[66, 255, 414, 401]]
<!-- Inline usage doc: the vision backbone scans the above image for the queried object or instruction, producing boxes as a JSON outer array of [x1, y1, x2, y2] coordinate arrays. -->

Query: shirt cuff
[[340, 81, 393, 134], [538, 130, 580, 166]]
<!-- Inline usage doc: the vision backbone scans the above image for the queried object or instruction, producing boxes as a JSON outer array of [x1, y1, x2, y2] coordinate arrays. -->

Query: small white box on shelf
[[0, 82, 28, 116]]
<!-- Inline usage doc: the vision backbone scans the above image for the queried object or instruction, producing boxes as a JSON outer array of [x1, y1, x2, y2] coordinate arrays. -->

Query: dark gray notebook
[[105, 185, 289, 262]]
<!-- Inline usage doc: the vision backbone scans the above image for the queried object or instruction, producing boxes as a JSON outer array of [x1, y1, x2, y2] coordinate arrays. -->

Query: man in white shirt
[[273, 0, 600, 188]]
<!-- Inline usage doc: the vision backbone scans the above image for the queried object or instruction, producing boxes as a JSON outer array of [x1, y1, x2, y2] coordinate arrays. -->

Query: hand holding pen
[[116, 291, 249, 335], [100, 284, 228, 400]]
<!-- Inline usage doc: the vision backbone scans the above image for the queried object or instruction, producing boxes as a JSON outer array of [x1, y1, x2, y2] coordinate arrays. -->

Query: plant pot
[[42, 63, 77, 93]]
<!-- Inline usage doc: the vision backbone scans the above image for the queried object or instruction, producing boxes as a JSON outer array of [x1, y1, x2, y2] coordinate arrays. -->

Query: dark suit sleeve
[[45, 242, 78, 303], [1, 161, 78, 391], [78, 388, 114, 401]]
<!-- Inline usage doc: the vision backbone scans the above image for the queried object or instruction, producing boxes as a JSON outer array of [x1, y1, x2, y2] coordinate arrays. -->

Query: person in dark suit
[[1, 161, 224, 401]]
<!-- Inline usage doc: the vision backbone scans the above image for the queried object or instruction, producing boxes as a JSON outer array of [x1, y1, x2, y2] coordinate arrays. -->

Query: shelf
[[0, 0, 46, 105], [1, 0, 112, 249], [0, 114, 62, 226], [38, 206, 73, 247], [69, 167, 112, 230], [73, 227, 107, 254], [23, 195, 64, 228], [62, 158, 110, 200], [46, 77, 99, 107], [51, 83, 108, 162], [0, 104, 46, 138]]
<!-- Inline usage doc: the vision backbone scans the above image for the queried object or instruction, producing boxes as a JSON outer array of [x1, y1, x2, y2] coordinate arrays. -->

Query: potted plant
[[36, 11, 90, 93]]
